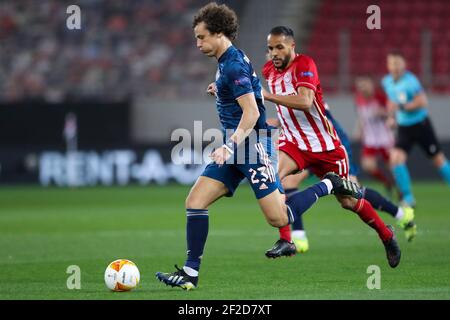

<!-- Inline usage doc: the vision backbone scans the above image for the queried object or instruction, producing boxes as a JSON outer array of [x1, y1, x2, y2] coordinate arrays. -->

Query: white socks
[[292, 230, 307, 240], [322, 179, 334, 194], [183, 266, 199, 277], [395, 207, 405, 220]]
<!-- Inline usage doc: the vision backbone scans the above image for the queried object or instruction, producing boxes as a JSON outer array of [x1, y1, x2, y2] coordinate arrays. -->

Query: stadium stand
[[0, 0, 447, 102], [305, 0, 450, 93], [0, 0, 226, 102]]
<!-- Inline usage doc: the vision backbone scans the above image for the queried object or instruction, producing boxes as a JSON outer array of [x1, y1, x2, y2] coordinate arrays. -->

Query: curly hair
[[192, 2, 238, 41]]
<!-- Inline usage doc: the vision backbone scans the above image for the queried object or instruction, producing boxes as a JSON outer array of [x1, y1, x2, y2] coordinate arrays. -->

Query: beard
[[273, 54, 291, 70]]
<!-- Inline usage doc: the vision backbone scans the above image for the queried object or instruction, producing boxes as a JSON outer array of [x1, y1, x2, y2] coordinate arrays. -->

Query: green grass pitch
[[1, 182, 449, 300]]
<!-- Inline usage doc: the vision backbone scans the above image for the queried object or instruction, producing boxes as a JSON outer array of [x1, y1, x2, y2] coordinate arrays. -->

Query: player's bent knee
[[390, 149, 406, 166], [258, 190, 290, 227], [262, 207, 288, 227], [185, 195, 208, 210], [266, 216, 287, 228]]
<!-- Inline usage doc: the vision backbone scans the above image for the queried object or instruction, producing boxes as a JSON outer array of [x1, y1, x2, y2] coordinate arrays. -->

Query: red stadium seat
[[306, 0, 448, 91]]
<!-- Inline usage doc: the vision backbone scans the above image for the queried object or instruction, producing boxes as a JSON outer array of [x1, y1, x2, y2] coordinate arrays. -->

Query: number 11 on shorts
[[335, 159, 347, 176]]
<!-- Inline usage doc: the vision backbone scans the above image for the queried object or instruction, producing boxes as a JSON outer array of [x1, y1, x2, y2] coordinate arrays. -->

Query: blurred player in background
[[382, 51, 450, 207], [155, 3, 356, 290], [261, 26, 401, 266], [354, 75, 396, 195]]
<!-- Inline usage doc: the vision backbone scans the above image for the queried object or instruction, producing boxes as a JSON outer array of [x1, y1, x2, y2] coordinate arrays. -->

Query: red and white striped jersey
[[262, 54, 341, 153], [355, 92, 394, 148]]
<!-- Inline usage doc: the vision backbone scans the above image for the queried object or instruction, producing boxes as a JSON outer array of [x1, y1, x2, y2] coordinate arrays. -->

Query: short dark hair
[[192, 2, 238, 41], [269, 26, 294, 38], [387, 49, 404, 58]]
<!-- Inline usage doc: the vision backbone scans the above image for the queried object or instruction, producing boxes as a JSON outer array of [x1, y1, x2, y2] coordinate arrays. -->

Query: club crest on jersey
[[300, 71, 314, 77], [283, 72, 292, 84]]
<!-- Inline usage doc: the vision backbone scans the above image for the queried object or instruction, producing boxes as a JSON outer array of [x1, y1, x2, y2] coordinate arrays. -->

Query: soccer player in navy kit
[[155, 3, 360, 290]]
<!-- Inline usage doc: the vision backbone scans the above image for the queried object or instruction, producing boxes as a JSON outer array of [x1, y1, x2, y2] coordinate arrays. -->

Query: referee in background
[[382, 50, 450, 207]]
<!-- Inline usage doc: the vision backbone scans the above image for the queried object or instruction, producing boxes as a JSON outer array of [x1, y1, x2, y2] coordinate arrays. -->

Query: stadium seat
[[306, 0, 448, 91]]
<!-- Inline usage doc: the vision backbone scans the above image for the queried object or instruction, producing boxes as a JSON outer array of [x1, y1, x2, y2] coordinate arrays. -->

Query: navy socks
[[184, 209, 209, 272]]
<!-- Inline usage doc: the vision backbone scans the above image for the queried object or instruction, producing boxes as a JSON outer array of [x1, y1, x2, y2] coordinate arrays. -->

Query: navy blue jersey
[[215, 46, 268, 134], [200, 47, 282, 197]]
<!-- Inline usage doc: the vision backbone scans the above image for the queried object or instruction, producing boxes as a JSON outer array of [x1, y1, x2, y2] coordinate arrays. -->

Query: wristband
[[223, 138, 237, 155]]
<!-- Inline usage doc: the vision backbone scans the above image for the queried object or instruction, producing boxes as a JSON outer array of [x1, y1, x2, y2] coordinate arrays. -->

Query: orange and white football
[[104, 259, 140, 291]]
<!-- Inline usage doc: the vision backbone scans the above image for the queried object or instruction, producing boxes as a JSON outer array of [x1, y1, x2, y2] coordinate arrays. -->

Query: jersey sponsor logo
[[300, 71, 314, 77]]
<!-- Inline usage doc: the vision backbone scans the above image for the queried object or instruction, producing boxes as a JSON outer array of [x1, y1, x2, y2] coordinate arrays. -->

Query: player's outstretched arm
[[263, 86, 314, 111]]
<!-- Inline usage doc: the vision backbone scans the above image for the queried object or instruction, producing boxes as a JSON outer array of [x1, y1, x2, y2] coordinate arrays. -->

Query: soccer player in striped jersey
[[354, 75, 396, 194], [261, 26, 401, 266]]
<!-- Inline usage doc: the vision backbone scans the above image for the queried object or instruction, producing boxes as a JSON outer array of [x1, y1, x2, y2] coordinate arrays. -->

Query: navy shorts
[[201, 141, 284, 199]]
